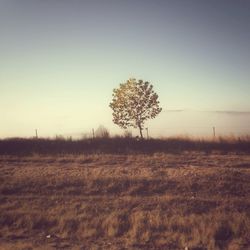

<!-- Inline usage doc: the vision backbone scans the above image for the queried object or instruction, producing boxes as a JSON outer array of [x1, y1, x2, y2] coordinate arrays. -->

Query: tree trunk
[[138, 124, 143, 139]]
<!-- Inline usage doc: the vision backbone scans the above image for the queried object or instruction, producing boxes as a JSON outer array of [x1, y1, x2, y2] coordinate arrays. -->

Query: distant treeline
[[0, 136, 250, 155]]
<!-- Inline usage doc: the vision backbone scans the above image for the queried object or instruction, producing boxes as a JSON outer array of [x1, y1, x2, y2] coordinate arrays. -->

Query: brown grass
[[0, 153, 250, 249], [1, 136, 250, 155]]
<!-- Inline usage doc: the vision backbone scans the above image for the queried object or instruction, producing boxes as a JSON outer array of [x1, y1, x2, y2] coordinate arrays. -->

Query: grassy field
[[0, 152, 250, 249]]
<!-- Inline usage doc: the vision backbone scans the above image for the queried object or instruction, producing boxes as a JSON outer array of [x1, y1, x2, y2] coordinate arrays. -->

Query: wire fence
[[46, 125, 250, 140]]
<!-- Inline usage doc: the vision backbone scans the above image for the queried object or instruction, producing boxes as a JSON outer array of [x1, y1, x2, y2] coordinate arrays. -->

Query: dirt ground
[[0, 152, 250, 249]]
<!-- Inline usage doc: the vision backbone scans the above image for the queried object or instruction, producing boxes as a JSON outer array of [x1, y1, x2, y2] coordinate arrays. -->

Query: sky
[[0, 0, 250, 138]]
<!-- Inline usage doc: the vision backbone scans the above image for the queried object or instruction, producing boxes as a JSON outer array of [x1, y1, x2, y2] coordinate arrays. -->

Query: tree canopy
[[109, 78, 162, 138]]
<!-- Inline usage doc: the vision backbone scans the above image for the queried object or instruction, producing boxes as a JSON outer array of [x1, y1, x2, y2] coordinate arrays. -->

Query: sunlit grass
[[0, 153, 250, 249]]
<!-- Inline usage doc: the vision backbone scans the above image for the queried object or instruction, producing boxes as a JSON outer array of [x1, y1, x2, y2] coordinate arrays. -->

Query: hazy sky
[[1, 0, 250, 138]]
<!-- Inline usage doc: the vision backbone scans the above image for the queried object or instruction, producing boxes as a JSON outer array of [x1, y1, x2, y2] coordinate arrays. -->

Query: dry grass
[[1, 136, 250, 155], [0, 153, 250, 249]]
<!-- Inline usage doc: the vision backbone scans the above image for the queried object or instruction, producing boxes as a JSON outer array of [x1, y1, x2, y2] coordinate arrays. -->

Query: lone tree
[[109, 78, 162, 138]]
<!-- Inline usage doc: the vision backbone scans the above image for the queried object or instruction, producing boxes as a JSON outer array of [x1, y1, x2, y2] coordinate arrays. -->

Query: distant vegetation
[[0, 136, 250, 155]]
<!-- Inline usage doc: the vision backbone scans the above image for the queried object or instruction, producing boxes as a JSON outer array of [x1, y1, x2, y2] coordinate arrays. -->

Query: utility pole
[[35, 129, 38, 139], [92, 128, 95, 139], [213, 126, 216, 138]]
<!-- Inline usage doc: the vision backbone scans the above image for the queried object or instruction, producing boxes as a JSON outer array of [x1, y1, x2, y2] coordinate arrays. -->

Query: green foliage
[[109, 78, 162, 138]]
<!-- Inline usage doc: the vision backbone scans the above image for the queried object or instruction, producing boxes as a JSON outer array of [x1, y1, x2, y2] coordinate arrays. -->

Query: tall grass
[[0, 135, 250, 155]]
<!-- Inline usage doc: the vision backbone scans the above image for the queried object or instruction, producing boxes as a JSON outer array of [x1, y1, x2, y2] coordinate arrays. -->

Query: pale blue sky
[[0, 0, 249, 138]]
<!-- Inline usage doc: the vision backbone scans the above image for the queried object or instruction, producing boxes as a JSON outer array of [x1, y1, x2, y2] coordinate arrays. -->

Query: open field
[[0, 152, 250, 249]]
